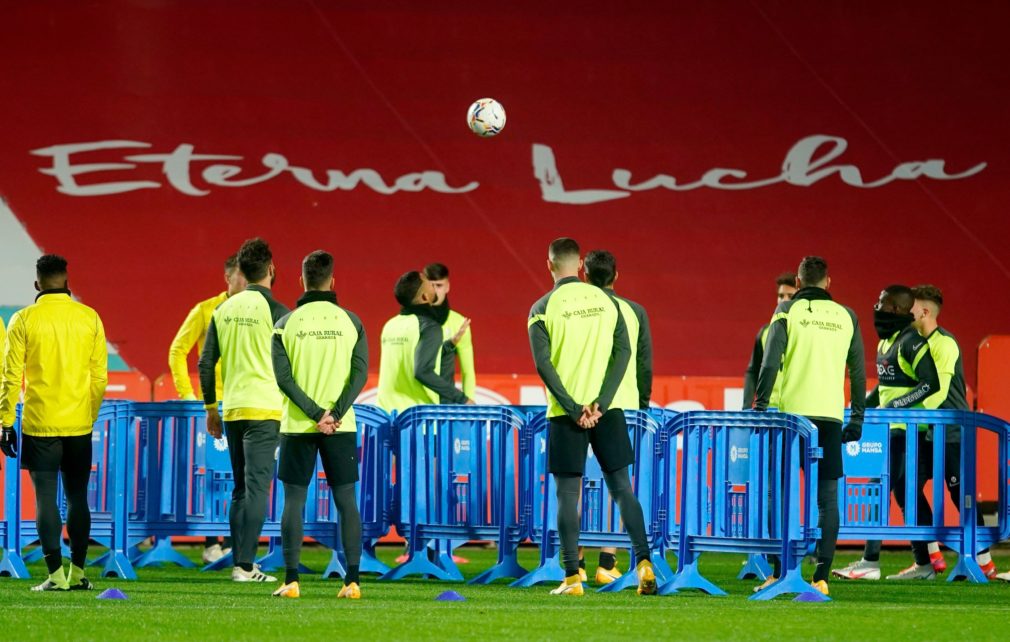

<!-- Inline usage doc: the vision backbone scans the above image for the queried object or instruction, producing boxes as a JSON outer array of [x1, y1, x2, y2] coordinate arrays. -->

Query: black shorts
[[810, 418, 842, 481], [20, 433, 93, 476], [547, 408, 634, 475], [278, 432, 359, 487]]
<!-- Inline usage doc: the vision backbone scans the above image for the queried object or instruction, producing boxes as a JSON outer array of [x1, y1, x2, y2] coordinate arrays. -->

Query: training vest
[[211, 286, 287, 421], [611, 295, 640, 411], [275, 299, 362, 434], [528, 278, 622, 419], [168, 291, 227, 401], [877, 325, 936, 430], [439, 308, 476, 400], [377, 313, 440, 413], [772, 293, 858, 423]]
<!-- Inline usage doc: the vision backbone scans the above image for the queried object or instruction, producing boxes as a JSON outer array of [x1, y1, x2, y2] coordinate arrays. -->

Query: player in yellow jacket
[[168, 254, 247, 402], [1, 255, 108, 592]]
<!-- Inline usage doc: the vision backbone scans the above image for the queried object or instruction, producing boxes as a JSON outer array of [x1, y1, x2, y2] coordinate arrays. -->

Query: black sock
[[598, 552, 616, 571], [70, 546, 87, 570], [285, 568, 299, 584], [578, 558, 586, 570], [345, 564, 360, 585], [43, 550, 63, 575], [238, 562, 254, 572]]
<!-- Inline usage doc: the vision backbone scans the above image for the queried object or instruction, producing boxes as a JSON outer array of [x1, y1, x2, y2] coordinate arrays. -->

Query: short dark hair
[[36, 254, 68, 287], [912, 284, 943, 308], [302, 250, 334, 289], [797, 256, 828, 287], [584, 250, 617, 287], [775, 272, 797, 288], [237, 238, 272, 282], [394, 271, 424, 306], [882, 284, 915, 314], [224, 254, 239, 272], [424, 263, 449, 281], [548, 237, 580, 263]]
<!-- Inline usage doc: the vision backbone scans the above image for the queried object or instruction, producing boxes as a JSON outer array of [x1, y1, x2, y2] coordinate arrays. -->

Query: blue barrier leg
[[738, 553, 773, 580], [510, 550, 565, 588], [134, 537, 196, 568], [101, 548, 138, 580], [202, 549, 234, 572], [255, 537, 314, 574], [434, 540, 465, 581], [597, 548, 673, 593], [380, 547, 456, 581], [0, 551, 30, 578], [750, 566, 829, 602], [658, 558, 725, 596], [92, 543, 143, 568], [949, 554, 988, 583], [469, 535, 527, 585], [359, 540, 390, 575], [323, 548, 347, 579]]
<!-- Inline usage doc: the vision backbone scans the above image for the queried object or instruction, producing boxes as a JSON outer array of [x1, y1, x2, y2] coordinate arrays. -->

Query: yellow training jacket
[[0, 292, 108, 436], [168, 291, 227, 400]]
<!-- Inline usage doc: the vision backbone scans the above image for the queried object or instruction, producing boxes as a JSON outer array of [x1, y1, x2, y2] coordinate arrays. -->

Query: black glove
[[0, 427, 17, 458], [841, 423, 862, 443]]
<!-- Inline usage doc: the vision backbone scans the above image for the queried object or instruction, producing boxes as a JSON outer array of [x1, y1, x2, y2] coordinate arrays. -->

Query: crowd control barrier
[[659, 411, 826, 601], [839, 408, 1010, 583], [2, 402, 1008, 595]]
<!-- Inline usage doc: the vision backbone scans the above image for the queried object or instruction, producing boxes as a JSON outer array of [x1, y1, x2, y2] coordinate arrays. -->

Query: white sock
[[927, 542, 940, 555], [979, 551, 992, 566]]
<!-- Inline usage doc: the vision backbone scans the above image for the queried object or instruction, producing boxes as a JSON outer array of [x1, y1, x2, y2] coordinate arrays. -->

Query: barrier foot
[[25, 541, 71, 564], [598, 553, 673, 593], [750, 568, 828, 601], [948, 555, 988, 583], [379, 552, 455, 581], [202, 550, 234, 572], [323, 549, 347, 579], [435, 551, 465, 581], [738, 554, 773, 581], [0, 551, 30, 578], [658, 561, 724, 596], [652, 550, 675, 583], [101, 550, 137, 580], [256, 546, 313, 574], [469, 553, 527, 585], [360, 545, 391, 575], [134, 538, 196, 569], [510, 554, 565, 588]]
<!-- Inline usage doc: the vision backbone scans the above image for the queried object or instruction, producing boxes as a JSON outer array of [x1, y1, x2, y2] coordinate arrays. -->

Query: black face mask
[[873, 309, 913, 340]]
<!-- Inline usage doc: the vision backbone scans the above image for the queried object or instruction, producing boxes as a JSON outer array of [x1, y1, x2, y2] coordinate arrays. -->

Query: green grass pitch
[[2, 545, 1008, 640]]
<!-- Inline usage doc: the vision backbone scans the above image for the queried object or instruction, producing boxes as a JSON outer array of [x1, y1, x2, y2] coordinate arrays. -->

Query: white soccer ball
[[466, 98, 506, 137]]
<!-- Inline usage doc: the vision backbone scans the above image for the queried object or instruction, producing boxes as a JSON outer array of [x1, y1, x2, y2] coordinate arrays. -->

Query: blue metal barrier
[[839, 408, 1010, 583], [659, 411, 826, 601], [382, 404, 525, 583], [511, 409, 670, 590]]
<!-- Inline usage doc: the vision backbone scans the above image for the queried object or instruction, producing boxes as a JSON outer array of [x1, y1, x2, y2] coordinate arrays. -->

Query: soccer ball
[[466, 98, 506, 137]]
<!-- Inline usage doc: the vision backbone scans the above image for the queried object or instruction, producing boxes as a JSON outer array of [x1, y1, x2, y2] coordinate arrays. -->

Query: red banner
[[1, 1, 1008, 386]]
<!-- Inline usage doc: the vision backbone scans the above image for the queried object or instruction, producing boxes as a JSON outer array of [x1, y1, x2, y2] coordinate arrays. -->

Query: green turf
[[2, 545, 1008, 641]]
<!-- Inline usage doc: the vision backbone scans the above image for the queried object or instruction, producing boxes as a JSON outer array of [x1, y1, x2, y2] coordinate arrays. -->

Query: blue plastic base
[[469, 551, 527, 585], [256, 544, 313, 574], [658, 560, 724, 596], [948, 555, 988, 583], [25, 541, 71, 564], [202, 549, 234, 572], [359, 546, 391, 575], [101, 550, 138, 580], [134, 538, 196, 568], [435, 551, 465, 581], [597, 550, 673, 593], [749, 567, 829, 602], [510, 553, 565, 588], [380, 551, 456, 581], [738, 553, 772, 581], [0, 551, 30, 578]]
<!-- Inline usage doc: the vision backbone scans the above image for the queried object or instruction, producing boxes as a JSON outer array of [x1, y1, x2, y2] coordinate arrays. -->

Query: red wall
[[1, 1, 1008, 383]]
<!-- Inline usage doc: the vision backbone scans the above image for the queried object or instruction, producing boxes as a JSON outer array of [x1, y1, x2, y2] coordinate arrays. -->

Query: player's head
[[797, 256, 829, 289], [584, 250, 617, 289], [394, 270, 436, 307], [548, 237, 582, 278], [35, 254, 68, 291], [875, 284, 915, 315], [775, 271, 798, 302], [237, 237, 275, 286], [424, 262, 451, 305], [911, 284, 943, 333], [224, 253, 247, 296], [300, 250, 335, 292]]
